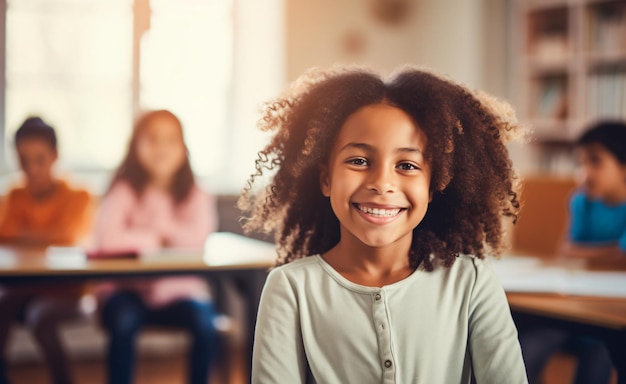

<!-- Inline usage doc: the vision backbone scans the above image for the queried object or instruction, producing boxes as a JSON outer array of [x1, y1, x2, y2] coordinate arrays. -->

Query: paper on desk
[[45, 247, 88, 269], [138, 232, 277, 266], [202, 232, 276, 266], [491, 256, 626, 298], [0, 248, 17, 268]]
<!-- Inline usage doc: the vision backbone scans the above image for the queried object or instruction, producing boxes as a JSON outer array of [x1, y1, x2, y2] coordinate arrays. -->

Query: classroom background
[[0, 0, 625, 383]]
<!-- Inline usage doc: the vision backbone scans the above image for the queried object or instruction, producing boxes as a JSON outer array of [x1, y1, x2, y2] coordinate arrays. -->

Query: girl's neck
[[602, 183, 626, 205], [322, 232, 414, 287], [147, 175, 173, 192], [28, 179, 57, 200]]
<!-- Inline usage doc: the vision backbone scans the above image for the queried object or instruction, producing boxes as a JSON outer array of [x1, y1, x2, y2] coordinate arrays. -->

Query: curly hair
[[239, 65, 524, 271]]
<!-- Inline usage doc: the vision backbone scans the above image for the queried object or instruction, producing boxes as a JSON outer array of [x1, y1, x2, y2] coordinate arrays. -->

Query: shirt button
[[375, 293, 382, 301], [384, 360, 392, 368]]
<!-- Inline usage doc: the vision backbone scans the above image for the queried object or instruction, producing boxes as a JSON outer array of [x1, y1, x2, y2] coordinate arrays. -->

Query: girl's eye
[[347, 158, 368, 166], [397, 162, 419, 171]]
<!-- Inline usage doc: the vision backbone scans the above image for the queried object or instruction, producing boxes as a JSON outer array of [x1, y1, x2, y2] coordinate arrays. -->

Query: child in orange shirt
[[0, 117, 93, 384]]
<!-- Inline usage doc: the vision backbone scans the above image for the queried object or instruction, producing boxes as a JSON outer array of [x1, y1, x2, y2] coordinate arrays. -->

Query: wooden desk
[[497, 257, 626, 383], [507, 293, 626, 331], [0, 231, 276, 278], [0, 232, 277, 380]]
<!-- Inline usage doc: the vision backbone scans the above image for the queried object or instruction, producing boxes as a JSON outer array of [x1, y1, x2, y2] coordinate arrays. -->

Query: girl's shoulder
[[267, 255, 323, 280], [571, 190, 626, 211], [428, 254, 500, 289], [271, 255, 321, 272], [570, 190, 589, 206], [431, 253, 487, 273], [261, 256, 323, 291]]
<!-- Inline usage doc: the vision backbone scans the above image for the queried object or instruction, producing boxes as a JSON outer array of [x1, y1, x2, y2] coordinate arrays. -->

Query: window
[[2, 0, 285, 193], [139, 0, 233, 178], [5, 0, 133, 169]]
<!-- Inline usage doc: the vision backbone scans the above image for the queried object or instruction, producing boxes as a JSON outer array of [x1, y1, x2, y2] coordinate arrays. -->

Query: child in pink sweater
[[93, 110, 218, 384]]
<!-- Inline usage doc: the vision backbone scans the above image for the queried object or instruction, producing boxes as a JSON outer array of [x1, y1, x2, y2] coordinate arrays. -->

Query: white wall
[[286, 0, 490, 90], [227, 0, 286, 192]]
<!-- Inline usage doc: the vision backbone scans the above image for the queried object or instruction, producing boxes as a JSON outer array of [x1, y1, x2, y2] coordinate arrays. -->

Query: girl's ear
[[320, 165, 331, 197]]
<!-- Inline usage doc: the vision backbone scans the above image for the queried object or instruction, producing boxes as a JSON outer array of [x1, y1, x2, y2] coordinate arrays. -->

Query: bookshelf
[[515, 0, 626, 173]]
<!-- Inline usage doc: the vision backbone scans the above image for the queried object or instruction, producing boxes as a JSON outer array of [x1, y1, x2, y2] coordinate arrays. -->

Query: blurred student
[[0, 117, 93, 384], [520, 121, 625, 384], [93, 110, 219, 384], [562, 120, 626, 259]]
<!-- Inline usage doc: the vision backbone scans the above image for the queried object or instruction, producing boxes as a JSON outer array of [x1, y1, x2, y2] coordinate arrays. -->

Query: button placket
[[372, 290, 395, 381]]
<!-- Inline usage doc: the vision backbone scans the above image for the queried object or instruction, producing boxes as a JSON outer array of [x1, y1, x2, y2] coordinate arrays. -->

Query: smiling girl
[[241, 66, 528, 383]]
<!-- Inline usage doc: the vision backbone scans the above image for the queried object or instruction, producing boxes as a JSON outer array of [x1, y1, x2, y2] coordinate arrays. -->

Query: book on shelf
[[588, 5, 626, 54], [587, 70, 626, 121], [533, 32, 569, 61], [535, 78, 567, 120]]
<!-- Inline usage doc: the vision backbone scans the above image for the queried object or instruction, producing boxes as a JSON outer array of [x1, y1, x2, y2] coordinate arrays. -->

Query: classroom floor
[[7, 348, 246, 384]]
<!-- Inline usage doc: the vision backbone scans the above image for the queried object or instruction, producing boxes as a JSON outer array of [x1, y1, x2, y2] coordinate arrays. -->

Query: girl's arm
[[468, 258, 528, 384], [0, 190, 26, 242], [93, 182, 161, 252], [160, 187, 217, 247], [252, 268, 308, 384]]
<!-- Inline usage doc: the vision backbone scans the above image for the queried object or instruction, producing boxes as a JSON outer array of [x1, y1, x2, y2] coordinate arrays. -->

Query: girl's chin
[[352, 233, 413, 250]]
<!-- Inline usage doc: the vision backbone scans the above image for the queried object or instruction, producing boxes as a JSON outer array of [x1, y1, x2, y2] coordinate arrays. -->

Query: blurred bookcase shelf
[[515, 0, 626, 174]]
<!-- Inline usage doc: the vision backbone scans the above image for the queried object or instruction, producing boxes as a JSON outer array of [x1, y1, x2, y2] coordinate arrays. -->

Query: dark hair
[[108, 109, 195, 204], [15, 117, 57, 150], [577, 121, 626, 164], [239, 66, 524, 271]]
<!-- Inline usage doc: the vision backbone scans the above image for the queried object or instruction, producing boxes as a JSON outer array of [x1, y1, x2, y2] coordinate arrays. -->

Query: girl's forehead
[[338, 103, 427, 141], [579, 143, 613, 157], [141, 116, 181, 135]]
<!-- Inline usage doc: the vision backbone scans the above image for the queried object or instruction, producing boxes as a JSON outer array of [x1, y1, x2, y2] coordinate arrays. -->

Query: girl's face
[[321, 103, 432, 250], [136, 116, 186, 183], [16, 138, 57, 194], [577, 143, 626, 201]]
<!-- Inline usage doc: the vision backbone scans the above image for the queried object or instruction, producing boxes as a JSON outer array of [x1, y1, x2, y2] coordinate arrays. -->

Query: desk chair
[[511, 175, 577, 257]]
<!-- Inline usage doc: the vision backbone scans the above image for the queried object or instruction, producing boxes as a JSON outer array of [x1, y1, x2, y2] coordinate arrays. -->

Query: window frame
[[0, 0, 285, 195]]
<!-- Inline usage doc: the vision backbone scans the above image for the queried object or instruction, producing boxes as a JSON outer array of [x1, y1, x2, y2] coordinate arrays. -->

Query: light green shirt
[[252, 254, 528, 384]]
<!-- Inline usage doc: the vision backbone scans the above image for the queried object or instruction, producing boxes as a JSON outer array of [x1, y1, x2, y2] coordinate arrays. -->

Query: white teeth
[[357, 205, 401, 217]]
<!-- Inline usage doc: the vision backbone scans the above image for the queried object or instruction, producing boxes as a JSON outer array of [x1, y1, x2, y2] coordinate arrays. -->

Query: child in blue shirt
[[520, 121, 625, 384], [565, 121, 626, 257]]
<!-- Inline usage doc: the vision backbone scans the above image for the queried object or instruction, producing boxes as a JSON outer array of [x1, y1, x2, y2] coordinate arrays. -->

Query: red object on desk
[[85, 249, 139, 260]]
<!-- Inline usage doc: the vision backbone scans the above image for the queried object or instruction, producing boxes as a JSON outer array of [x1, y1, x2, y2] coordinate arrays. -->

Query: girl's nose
[[367, 166, 397, 194]]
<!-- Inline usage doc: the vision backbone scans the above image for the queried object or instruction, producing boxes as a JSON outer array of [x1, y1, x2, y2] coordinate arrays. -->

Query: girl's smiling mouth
[[353, 203, 406, 219]]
